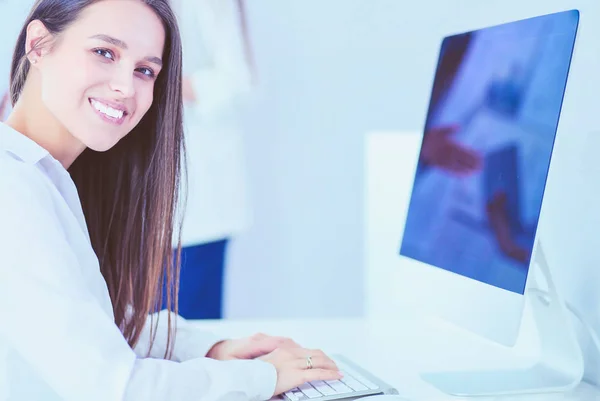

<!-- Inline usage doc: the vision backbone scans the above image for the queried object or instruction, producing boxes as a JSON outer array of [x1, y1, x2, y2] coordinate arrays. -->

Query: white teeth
[[91, 99, 124, 119]]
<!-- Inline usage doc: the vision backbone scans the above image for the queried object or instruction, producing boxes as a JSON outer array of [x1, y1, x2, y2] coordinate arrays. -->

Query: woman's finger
[[300, 368, 344, 385], [294, 355, 339, 372]]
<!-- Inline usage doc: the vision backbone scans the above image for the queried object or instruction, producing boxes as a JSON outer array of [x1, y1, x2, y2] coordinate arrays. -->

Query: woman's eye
[[136, 67, 155, 79], [93, 48, 114, 60]]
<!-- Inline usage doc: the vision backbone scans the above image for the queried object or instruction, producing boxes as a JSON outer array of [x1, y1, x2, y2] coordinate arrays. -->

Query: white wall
[[225, 0, 600, 320], [225, 0, 466, 319], [223, 0, 433, 319]]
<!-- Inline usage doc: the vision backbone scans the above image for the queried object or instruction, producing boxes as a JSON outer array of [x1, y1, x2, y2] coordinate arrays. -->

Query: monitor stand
[[420, 241, 584, 396]]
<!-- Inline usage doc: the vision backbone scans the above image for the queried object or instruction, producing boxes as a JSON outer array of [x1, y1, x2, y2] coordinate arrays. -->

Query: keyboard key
[[340, 368, 379, 390], [325, 380, 353, 394], [298, 383, 322, 398], [340, 377, 369, 392], [284, 391, 298, 401], [293, 390, 308, 400], [311, 381, 336, 396]]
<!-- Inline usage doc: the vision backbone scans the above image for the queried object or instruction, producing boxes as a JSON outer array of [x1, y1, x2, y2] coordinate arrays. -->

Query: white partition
[[364, 131, 421, 320]]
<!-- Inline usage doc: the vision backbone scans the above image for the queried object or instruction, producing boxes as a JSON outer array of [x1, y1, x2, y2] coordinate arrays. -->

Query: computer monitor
[[394, 9, 582, 395], [399, 8, 578, 344]]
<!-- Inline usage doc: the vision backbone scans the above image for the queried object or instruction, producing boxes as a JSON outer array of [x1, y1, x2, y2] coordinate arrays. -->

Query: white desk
[[191, 316, 600, 401]]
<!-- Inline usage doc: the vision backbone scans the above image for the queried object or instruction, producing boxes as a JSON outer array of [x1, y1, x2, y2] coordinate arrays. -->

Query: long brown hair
[[9, 0, 185, 358]]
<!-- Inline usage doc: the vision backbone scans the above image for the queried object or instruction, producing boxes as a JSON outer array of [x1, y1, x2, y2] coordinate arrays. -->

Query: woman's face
[[34, 0, 166, 152]]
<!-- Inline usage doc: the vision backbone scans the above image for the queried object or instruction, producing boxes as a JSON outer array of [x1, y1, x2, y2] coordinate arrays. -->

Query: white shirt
[[174, 0, 257, 246], [0, 123, 276, 401]]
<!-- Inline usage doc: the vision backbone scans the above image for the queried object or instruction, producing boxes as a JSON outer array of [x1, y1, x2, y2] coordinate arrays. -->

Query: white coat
[[173, 0, 256, 246]]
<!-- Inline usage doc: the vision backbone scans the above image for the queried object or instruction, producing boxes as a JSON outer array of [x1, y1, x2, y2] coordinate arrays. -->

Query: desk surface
[[191, 316, 600, 401]]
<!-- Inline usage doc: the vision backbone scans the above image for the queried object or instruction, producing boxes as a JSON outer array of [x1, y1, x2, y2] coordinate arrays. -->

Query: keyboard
[[283, 360, 381, 400]]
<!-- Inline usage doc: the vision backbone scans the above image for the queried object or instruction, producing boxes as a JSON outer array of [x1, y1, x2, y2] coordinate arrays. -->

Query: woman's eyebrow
[[90, 34, 128, 49]]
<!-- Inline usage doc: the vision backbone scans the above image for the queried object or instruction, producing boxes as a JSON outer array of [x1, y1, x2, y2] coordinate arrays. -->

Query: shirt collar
[[0, 122, 51, 165]]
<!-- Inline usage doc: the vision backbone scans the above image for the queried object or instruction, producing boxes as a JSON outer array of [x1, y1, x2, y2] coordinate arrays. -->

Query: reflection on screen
[[399, 10, 579, 294]]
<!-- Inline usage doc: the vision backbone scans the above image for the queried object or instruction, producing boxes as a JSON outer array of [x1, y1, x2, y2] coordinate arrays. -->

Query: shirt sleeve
[[0, 165, 277, 401], [133, 309, 228, 362]]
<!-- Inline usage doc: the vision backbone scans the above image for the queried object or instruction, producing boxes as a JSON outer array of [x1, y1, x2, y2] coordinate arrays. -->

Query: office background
[[225, 0, 600, 325], [2, 0, 600, 335]]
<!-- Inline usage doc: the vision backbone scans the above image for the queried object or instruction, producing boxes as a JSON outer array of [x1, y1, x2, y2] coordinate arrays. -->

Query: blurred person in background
[[0, 0, 35, 121], [167, 0, 258, 319]]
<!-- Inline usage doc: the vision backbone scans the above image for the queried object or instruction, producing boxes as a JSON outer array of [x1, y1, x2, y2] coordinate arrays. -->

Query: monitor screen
[[399, 10, 579, 294]]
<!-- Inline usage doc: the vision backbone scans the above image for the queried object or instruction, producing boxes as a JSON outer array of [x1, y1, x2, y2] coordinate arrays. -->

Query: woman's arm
[[133, 309, 227, 361]]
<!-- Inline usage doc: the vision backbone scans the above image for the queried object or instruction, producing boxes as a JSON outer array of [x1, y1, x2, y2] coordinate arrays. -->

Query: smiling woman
[[0, 0, 342, 399], [7, 0, 178, 353]]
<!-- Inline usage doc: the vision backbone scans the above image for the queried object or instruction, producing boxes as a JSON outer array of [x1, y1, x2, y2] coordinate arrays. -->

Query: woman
[[0, 1, 342, 400]]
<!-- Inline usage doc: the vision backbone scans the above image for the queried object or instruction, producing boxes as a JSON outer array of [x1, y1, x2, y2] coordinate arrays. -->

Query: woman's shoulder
[[0, 151, 50, 195], [0, 153, 57, 228], [0, 124, 54, 197], [0, 126, 79, 244], [0, 153, 68, 260]]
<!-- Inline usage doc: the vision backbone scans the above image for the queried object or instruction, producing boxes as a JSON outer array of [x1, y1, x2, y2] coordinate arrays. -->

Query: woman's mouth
[[89, 98, 128, 126]]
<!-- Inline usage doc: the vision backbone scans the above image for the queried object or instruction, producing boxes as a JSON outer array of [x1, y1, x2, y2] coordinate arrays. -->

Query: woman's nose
[[109, 69, 135, 98]]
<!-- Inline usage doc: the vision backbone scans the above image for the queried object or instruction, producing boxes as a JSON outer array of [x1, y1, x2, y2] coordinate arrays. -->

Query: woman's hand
[[182, 76, 197, 103], [259, 348, 343, 396], [421, 124, 482, 175], [207, 332, 300, 360], [0, 92, 9, 122]]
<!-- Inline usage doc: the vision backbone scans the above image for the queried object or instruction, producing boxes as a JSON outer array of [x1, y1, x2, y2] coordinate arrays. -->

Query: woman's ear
[[25, 20, 51, 65]]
